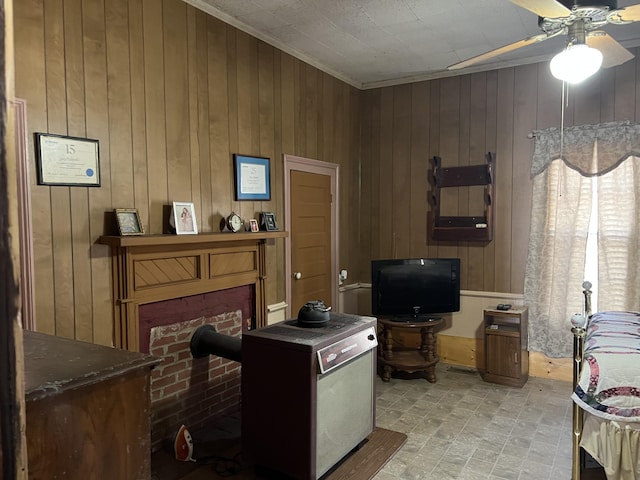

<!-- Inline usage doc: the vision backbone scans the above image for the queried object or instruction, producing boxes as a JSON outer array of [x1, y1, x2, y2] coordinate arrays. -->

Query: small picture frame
[[172, 201, 198, 235], [249, 219, 259, 232], [115, 208, 144, 236], [233, 154, 271, 201], [260, 212, 278, 231], [35, 132, 101, 186]]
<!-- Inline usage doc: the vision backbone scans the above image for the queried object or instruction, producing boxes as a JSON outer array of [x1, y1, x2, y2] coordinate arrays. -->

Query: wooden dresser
[[24, 330, 160, 479]]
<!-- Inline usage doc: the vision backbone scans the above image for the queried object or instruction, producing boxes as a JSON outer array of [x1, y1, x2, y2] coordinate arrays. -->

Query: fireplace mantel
[[98, 232, 287, 351]]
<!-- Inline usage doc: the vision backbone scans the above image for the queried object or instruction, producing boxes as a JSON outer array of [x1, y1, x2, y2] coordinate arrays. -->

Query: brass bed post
[[571, 281, 592, 480]]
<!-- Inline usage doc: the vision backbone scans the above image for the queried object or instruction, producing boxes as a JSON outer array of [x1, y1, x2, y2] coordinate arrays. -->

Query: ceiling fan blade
[[610, 4, 640, 22], [587, 32, 635, 68], [509, 0, 571, 18], [448, 33, 551, 70]]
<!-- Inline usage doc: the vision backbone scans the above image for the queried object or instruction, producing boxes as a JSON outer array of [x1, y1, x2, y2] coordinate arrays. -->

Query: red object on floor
[[174, 425, 195, 462]]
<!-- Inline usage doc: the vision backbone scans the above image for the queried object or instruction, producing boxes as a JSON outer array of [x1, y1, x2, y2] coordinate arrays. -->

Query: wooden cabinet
[[483, 307, 528, 387], [24, 331, 160, 479]]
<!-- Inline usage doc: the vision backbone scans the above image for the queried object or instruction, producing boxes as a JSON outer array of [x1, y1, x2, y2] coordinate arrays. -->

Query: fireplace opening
[[142, 286, 253, 449]]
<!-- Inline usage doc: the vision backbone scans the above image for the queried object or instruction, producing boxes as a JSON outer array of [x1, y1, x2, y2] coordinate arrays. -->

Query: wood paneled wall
[[14, 0, 360, 345], [14, 0, 640, 345], [358, 52, 640, 293]]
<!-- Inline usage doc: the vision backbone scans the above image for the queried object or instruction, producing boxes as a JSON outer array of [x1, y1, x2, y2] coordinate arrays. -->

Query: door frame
[[284, 154, 339, 319]]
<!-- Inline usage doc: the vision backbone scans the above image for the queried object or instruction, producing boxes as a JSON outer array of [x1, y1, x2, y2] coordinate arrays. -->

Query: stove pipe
[[190, 324, 242, 362]]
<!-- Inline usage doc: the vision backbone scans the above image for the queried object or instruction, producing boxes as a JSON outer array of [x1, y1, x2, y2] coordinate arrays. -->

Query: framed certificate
[[233, 154, 271, 201], [35, 133, 100, 186]]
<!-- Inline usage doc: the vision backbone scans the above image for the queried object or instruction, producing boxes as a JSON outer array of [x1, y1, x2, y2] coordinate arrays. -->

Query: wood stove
[[241, 313, 378, 479]]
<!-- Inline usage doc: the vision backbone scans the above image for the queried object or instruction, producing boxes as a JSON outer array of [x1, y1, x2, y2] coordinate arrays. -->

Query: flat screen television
[[371, 258, 460, 320]]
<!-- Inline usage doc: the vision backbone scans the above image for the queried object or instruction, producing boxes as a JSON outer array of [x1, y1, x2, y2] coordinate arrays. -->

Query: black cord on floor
[[193, 451, 247, 477]]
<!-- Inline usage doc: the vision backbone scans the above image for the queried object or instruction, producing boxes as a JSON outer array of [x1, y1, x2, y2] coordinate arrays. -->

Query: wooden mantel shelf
[[98, 231, 287, 248], [98, 231, 288, 351]]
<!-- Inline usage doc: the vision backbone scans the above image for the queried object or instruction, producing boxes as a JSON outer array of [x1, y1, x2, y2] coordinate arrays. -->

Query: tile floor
[[373, 364, 574, 480]]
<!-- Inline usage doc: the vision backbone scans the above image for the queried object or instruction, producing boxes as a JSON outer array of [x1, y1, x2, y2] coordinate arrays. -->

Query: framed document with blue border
[[35, 133, 100, 186], [233, 154, 271, 201]]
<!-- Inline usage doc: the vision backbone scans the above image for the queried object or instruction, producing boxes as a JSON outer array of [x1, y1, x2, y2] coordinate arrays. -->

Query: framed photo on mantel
[[171, 201, 198, 235], [114, 208, 144, 236]]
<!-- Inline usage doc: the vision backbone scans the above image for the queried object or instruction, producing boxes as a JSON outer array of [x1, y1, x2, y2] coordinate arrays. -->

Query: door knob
[[294, 272, 302, 280]]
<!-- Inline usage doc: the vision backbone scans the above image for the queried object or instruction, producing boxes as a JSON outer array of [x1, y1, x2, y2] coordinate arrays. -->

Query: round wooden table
[[377, 316, 443, 382]]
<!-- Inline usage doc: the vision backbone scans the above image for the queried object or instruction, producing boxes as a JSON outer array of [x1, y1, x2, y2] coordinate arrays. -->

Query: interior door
[[290, 170, 333, 314]]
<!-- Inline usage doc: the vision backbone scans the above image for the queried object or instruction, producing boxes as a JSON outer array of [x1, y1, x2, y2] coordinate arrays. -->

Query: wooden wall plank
[[186, 7, 202, 230], [106, 0, 134, 208], [293, 59, 304, 156], [142, 0, 168, 232], [44, 0, 75, 339], [280, 53, 295, 157], [599, 67, 617, 123], [334, 80, 347, 260], [304, 64, 318, 160], [235, 30, 259, 221], [483, 70, 498, 290], [573, 70, 604, 126], [466, 73, 488, 290], [83, 0, 113, 346], [129, 0, 150, 229], [457, 75, 471, 289], [494, 68, 515, 293], [163, 0, 190, 205], [391, 84, 412, 258], [65, 0, 93, 343], [409, 82, 429, 259], [510, 64, 537, 293], [208, 16, 230, 224], [257, 41, 277, 302], [438, 76, 461, 261], [358, 90, 380, 272], [321, 73, 335, 163], [613, 58, 637, 121], [235, 30, 258, 156], [226, 25, 239, 167], [346, 82, 361, 280], [427, 79, 441, 259], [194, 9, 211, 230], [378, 88, 394, 258]]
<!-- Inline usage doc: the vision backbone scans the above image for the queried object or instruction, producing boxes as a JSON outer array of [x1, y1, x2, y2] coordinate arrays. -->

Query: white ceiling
[[184, 0, 640, 89]]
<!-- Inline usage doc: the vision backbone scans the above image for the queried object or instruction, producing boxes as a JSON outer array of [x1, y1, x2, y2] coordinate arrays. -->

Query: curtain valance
[[531, 121, 640, 177]]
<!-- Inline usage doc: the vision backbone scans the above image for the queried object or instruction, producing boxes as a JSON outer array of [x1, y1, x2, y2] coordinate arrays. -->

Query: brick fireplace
[[143, 287, 252, 447], [98, 231, 286, 448]]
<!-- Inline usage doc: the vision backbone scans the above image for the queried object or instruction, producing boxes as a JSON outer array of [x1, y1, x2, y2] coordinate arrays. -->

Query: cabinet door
[[486, 333, 520, 379]]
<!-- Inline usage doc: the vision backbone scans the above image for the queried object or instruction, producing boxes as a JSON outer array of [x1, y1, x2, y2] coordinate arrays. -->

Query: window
[[524, 122, 640, 357]]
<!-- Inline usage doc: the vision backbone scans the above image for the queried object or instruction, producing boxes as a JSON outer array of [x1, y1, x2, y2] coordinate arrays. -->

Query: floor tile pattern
[[373, 364, 574, 480]]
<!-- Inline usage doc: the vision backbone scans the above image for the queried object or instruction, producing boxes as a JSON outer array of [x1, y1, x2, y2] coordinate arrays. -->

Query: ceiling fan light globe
[[550, 44, 603, 84]]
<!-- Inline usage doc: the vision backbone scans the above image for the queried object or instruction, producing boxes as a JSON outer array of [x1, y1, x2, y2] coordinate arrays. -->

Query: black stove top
[[242, 312, 376, 348]]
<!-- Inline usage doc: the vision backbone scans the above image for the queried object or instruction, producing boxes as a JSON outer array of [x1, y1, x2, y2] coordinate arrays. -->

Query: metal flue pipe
[[190, 324, 242, 362]]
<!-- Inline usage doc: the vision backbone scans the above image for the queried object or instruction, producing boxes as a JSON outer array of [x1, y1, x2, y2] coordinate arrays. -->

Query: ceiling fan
[[448, 0, 640, 83]]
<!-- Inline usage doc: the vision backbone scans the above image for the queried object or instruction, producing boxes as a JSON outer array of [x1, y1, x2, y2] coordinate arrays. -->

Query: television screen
[[371, 258, 460, 319]]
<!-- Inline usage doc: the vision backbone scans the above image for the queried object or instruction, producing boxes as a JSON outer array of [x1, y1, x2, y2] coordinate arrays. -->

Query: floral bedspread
[[572, 311, 640, 422]]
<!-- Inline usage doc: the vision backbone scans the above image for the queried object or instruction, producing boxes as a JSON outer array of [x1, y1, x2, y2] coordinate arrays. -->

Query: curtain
[[525, 160, 592, 357], [525, 122, 640, 358], [598, 158, 640, 312]]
